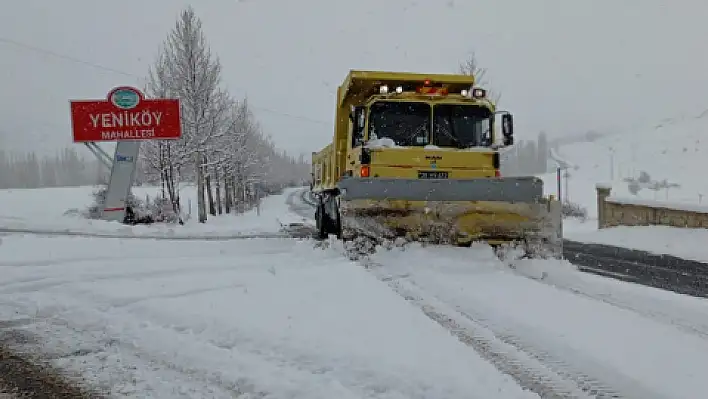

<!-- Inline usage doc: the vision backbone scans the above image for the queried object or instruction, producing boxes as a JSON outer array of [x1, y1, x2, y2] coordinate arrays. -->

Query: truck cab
[[342, 78, 515, 184]]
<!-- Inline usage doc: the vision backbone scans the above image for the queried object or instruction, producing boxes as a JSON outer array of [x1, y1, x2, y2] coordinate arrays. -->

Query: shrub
[[561, 201, 587, 221], [85, 186, 181, 224]]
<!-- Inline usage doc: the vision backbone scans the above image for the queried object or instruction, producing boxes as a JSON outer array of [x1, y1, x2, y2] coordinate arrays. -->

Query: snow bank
[[566, 225, 708, 263], [0, 185, 306, 237]]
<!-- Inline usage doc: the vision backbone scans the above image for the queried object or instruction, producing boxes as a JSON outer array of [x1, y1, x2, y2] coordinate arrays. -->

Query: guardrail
[[563, 240, 708, 298]]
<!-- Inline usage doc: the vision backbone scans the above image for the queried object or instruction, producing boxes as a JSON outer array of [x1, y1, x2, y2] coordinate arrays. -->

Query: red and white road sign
[[70, 86, 181, 142]]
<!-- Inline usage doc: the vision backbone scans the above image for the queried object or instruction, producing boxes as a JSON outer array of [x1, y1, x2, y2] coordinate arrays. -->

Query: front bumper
[[337, 176, 545, 203]]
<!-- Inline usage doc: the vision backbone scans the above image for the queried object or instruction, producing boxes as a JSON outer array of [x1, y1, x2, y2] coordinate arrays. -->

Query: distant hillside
[[538, 109, 708, 218]]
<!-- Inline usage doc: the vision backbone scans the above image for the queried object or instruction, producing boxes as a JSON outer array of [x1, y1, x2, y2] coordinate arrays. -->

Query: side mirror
[[355, 107, 365, 129], [501, 113, 514, 146], [352, 106, 366, 147]]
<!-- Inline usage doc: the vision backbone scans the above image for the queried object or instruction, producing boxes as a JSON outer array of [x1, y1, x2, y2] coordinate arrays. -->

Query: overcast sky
[[1, 0, 707, 158]]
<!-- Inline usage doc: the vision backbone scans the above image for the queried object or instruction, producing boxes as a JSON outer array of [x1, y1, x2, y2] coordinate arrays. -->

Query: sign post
[[70, 86, 181, 222], [102, 141, 141, 222]]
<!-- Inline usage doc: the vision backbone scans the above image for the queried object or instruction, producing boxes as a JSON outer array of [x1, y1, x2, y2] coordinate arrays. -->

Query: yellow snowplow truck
[[310, 70, 562, 258]]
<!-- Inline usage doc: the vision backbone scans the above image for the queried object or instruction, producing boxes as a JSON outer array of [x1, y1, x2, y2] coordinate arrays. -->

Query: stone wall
[[596, 184, 708, 229]]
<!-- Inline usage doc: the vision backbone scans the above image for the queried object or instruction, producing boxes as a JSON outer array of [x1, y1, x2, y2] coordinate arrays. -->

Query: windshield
[[368, 101, 430, 146], [433, 104, 492, 148]]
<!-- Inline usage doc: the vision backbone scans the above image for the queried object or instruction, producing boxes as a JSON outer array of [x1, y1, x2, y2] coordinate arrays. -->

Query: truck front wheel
[[315, 202, 327, 240]]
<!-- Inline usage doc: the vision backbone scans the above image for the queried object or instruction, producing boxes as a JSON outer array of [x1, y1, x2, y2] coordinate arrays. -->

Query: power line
[[0, 35, 331, 127], [0, 36, 138, 78]]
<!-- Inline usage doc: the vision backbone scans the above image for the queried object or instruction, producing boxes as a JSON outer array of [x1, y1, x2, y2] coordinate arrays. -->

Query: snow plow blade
[[337, 176, 562, 258]]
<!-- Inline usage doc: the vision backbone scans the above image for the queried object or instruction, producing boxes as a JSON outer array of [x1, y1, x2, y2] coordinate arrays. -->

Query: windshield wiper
[[438, 119, 466, 148], [404, 123, 429, 146]]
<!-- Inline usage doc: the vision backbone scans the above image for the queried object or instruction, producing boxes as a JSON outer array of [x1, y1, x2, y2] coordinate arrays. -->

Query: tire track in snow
[[0, 285, 274, 398], [288, 189, 663, 397], [374, 267, 613, 398], [1, 284, 395, 398], [58, 282, 466, 399], [284, 187, 318, 220], [5, 313, 265, 398], [388, 283, 594, 398], [342, 244, 666, 399], [295, 193, 589, 395], [298, 189, 684, 397]]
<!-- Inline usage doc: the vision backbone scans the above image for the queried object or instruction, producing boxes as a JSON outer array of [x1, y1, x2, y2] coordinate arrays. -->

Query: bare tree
[[141, 50, 183, 219], [458, 51, 502, 104], [217, 99, 264, 213], [142, 6, 233, 223], [139, 6, 313, 223]]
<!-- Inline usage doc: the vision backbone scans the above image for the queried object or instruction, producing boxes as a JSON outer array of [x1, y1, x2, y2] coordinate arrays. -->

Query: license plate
[[418, 171, 448, 179]]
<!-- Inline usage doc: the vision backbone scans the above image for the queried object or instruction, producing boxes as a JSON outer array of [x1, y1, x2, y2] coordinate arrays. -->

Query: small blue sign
[[116, 154, 134, 162]]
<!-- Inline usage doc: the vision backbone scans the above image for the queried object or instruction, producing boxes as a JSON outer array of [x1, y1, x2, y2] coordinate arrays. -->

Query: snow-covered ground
[[543, 112, 708, 213], [0, 185, 305, 238], [2, 186, 708, 398], [367, 242, 708, 399], [0, 235, 541, 398], [538, 111, 708, 260], [0, 187, 534, 398]]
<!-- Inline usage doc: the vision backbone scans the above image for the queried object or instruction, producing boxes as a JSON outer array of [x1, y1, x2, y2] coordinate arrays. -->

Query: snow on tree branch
[[139, 6, 310, 222]]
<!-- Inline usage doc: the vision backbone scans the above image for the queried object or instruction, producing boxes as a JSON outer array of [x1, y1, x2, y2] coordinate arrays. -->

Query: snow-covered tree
[[139, 6, 311, 223], [142, 6, 233, 222], [215, 98, 261, 213]]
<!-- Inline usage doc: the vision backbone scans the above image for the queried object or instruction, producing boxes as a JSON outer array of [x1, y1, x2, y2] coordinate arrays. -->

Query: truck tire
[[315, 203, 328, 240], [333, 208, 342, 240]]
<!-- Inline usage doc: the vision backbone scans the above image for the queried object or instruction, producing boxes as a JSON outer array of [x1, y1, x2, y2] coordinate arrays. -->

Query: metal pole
[[91, 143, 113, 165], [84, 142, 113, 170], [557, 167, 562, 201]]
